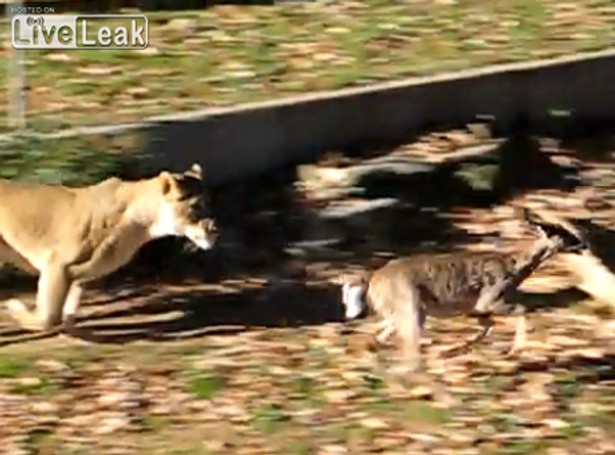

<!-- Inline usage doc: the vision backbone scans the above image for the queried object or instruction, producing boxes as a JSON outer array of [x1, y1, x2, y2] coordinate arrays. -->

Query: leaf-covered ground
[[1, 0, 614, 132], [0, 292, 613, 455]]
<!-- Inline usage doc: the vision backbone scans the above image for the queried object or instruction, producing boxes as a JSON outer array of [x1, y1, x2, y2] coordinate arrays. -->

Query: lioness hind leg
[[62, 282, 83, 325], [0, 240, 38, 276]]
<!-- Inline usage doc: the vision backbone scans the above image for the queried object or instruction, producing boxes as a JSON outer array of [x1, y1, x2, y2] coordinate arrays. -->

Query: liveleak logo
[[11, 14, 148, 50]]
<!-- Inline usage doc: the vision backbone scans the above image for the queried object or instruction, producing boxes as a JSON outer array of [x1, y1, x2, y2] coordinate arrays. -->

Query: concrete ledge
[[144, 49, 615, 185], [4, 49, 615, 185]]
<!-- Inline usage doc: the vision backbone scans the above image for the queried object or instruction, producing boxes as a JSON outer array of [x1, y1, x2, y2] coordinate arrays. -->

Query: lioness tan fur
[[0, 163, 218, 332]]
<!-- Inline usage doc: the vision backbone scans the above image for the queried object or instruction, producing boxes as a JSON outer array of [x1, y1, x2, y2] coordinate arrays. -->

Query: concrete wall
[[141, 50, 615, 186], [1, 50, 612, 186]]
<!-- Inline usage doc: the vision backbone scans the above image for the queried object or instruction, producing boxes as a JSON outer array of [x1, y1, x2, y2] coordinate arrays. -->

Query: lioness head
[[152, 163, 218, 250]]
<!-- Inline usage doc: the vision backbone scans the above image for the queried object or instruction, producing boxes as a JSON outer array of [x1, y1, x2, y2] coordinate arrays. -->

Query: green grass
[[586, 409, 615, 433], [141, 415, 172, 433], [188, 373, 227, 400], [0, 355, 59, 396], [9, 375, 59, 395], [0, 355, 31, 378], [293, 375, 315, 396], [250, 403, 290, 434], [27, 429, 57, 453], [495, 439, 550, 455], [362, 373, 386, 391], [0, 0, 613, 133], [0, 133, 137, 184], [284, 441, 313, 455], [402, 400, 451, 425], [556, 421, 586, 440]]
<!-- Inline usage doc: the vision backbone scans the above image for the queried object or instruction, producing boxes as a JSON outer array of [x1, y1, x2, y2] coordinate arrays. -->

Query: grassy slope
[[0, 0, 613, 132]]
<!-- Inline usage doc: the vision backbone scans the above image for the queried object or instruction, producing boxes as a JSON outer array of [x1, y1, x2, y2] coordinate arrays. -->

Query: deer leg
[[368, 319, 395, 351], [393, 285, 424, 373], [442, 281, 519, 358], [375, 319, 396, 344], [506, 304, 528, 357], [370, 304, 426, 351], [443, 283, 505, 356], [473, 283, 509, 315], [440, 314, 495, 357], [468, 314, 495, 346], [474, 299, 529, 357]]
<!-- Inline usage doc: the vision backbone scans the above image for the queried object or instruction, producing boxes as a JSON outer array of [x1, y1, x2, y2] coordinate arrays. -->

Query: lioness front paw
[[6, 298, 29, 315], [5, 299, 43, 331]]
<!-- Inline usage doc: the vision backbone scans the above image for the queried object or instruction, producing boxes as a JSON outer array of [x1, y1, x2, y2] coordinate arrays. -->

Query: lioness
[[0, 163, 218, 333]]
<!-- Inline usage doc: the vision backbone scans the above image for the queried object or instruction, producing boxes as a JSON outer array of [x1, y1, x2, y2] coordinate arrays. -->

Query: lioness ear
[[159, 171, 178, 195], [186, 163, 203, 180]]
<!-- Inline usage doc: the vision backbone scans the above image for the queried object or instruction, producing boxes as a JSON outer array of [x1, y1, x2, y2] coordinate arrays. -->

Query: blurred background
[[0, 1, 613, 454]]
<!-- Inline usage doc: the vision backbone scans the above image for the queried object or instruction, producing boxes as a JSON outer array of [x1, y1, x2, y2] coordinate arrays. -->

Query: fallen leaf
[[542, 418, 570, 430], [78, 66, 121, 76], [360, 417, 388, 429]]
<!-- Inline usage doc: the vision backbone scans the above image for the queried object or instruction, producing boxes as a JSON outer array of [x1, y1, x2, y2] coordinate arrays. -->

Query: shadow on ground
[[576, 220, 615, 273], [0, 281, 594, 348], [356, 133, 578, 209], [127, 130, 584, 280], [0, 279, 343, 346], [510, 354, 615, 383], [514, 287, 591, 312]]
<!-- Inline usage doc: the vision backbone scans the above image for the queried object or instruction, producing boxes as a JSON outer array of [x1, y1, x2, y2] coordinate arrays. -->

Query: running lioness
[[0, 163, 218, 333]]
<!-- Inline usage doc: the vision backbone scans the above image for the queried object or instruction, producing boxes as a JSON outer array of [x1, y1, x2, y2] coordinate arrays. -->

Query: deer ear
[[521, 208, 547, 236], [186, 163, 203, 180]]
